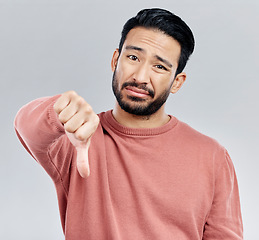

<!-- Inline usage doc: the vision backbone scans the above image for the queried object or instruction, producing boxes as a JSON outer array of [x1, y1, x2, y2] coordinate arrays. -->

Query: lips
[[125, 86, 150, 98]]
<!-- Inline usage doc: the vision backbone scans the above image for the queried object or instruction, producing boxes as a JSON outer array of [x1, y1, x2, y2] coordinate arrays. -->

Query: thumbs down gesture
[[54, 91, 99, 178]]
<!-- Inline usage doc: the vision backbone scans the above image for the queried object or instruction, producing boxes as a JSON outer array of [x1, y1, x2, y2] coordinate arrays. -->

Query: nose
[[133, 63, 150, 84]]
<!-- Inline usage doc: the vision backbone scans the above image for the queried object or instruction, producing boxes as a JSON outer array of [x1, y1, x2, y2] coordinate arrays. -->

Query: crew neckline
[[101, 110, 178, 136]]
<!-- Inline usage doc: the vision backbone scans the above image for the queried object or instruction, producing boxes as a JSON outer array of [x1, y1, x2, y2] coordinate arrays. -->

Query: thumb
[[76, 138, 91, 178], [65, 131, 91, 178]]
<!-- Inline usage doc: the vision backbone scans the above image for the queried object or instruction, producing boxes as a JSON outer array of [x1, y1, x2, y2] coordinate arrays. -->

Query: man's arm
[[14, 91, 99, 179], [203, 150, 243, 239]]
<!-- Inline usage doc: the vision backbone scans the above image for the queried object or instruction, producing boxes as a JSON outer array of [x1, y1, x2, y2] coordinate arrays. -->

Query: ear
[[170, 72, 186, 94], [111, 48, 120, 72]]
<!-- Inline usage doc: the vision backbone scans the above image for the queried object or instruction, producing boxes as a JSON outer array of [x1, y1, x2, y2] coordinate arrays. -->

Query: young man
[[14, 8, 243, 239]]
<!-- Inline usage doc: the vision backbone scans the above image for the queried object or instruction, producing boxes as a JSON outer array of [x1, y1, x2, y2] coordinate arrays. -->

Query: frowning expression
[[111, 27, 184, 116]]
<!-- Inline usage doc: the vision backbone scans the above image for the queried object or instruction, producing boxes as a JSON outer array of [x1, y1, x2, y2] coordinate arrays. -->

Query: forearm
[[14, 92, 99, 180], [203, 150, 243, 239], [14, 95, 65, 161]]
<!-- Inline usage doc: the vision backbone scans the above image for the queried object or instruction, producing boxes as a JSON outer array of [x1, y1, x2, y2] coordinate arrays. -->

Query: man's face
[[111, 27, 184, 116]]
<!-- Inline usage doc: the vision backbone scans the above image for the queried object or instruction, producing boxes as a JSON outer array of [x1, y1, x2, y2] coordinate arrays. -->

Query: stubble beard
[[112, 70, 172, 116]]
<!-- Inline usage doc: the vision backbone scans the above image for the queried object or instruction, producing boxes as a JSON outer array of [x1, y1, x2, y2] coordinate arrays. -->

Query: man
[[14, 8, 243, 239]]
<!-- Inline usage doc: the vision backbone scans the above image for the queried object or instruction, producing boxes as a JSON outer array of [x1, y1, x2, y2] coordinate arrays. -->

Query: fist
[[54, 91, 100, 178], [54, 91, 99, 141]]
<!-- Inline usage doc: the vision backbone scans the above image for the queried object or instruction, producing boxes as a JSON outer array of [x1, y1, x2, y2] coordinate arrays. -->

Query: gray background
[[1, 0, 258, 239]]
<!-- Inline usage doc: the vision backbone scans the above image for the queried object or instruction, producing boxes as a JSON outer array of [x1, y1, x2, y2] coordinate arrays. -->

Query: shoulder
[[174, 118, 227, 155], [174, 119, 233, 176]]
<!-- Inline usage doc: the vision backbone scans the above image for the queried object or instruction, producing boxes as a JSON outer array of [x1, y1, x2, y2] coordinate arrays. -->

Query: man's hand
[[54, 91, 100, 178]]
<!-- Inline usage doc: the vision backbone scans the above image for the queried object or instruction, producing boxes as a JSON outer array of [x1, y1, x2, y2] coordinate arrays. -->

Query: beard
[[112, 70, 172, 116]]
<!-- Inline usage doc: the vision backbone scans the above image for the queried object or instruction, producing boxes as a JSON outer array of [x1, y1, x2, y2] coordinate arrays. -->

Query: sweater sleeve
[[14, 95, 75, 189], [203, 150, 243, 239]]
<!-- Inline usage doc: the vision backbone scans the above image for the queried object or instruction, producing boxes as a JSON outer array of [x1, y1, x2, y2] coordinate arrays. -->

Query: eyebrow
[[125, 45, 173, 69], [125, 45, 144, 52]]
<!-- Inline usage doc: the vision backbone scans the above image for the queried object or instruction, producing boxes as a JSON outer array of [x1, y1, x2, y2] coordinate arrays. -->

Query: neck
[[112, 103, 170, 128]]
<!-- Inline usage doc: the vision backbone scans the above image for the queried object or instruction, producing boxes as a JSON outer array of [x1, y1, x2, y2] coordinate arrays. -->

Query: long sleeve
[[203, 150, 243, 239], [14, 95, 75, 190], [14, 95, 77, 231]]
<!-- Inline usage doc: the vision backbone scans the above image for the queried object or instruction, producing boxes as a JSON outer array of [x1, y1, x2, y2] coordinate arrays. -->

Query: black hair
[[118, 8, 195, 76]]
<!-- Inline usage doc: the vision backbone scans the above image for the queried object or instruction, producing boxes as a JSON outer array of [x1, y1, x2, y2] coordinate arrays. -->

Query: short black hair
[[118, 8, 195, 76]]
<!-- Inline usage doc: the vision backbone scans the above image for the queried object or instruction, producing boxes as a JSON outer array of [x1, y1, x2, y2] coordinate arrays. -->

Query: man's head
[[111, 8, 195, 117], [118, 8, 195, 77]]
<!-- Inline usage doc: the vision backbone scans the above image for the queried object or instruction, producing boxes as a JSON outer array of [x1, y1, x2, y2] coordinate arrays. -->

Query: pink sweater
[[14, 95, 243, 239]]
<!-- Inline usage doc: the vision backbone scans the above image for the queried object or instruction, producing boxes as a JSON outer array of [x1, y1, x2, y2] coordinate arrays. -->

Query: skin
[[111, 27, 186, 128], [54, 27, 186, 178], [54, 91, 100, 178]]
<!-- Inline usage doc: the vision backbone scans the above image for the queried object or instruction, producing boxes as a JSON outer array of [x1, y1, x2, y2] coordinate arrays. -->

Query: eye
[[155, 65, 168, 71], [127, 55, 138, 61]]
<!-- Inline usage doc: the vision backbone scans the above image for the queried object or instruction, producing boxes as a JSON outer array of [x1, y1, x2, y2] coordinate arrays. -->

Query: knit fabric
[[14, 95, 243, 239]]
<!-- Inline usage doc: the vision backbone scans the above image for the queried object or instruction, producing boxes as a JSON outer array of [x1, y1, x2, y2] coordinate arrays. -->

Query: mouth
[[125, 86, 151, 98]]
